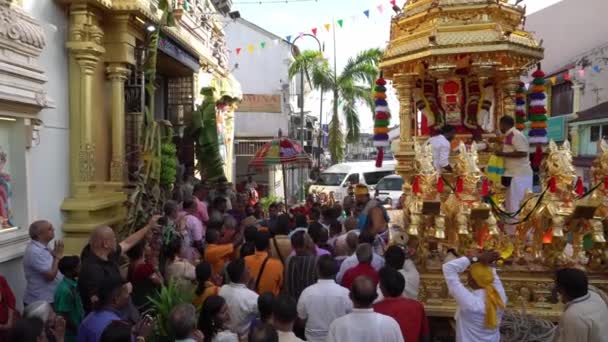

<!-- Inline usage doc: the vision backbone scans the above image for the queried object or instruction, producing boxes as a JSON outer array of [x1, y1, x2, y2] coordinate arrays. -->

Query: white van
[[309, 160, 396, 201]]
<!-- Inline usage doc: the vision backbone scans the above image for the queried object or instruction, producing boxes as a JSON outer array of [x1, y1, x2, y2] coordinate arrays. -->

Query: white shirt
[[376, 259, 420, 302], [327, 308, 404, 342], [442, 257, 507, 342], [277, 331, 304, 342], [555, 290, 608, 342], [297, 279, 353, 342], [336, 252, 385, 284], [212, 331, 239, 342], [502, 127, 532, 177], [219, 283, 259, 339], [428, 134, 451, 172]]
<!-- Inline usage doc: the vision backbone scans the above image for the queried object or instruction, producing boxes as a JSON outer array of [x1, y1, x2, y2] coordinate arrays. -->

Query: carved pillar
[[107, 63, 130, 182], [393, 73, 417, 191], [66, 4, 105, 184], [499, 69, 521, 122], [570, 125, 580, 157]]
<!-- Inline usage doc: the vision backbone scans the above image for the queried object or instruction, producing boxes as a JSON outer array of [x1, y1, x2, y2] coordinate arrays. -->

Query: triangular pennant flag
[[550, 76, 557, 85], [578, 68, 585, 78], [377, 4, 384, 13], [248, 45, 254, 54], [312, 28, 317, 36], [337, 19, 343, 27], [298, 32, 304, 39], [390, 0, 396, 5], [364, 10, 370, 18], [324, 23, 330, 31], [235, 47, 242, 55], [286, 35, 292, 42], [261, 41, 266, 49], [564, 70, 571, 81], [593, 65, 601, 73]]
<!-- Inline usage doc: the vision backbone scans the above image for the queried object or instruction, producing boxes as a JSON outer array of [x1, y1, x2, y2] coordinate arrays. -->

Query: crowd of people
[[0, 174, 607, 342]]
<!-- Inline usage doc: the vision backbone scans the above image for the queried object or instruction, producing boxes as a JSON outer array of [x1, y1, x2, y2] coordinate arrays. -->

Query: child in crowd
[[54, 256, 84, 342]]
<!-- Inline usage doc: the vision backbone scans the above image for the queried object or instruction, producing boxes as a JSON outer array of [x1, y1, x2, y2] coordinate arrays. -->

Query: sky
[[229, 0, 564, 133]]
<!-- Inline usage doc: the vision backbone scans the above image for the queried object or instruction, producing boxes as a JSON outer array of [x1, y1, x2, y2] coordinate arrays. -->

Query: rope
[[500, 310, 557, 342]]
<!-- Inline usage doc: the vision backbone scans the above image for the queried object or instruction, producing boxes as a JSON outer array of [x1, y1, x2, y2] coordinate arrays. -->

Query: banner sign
[[238, 94, 282, 113]]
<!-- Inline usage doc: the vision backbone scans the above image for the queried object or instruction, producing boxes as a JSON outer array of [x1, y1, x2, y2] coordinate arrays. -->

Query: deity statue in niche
[[437, 78, 463, 127], [413, 79, 444, 135], [0, 148, 12, 228]]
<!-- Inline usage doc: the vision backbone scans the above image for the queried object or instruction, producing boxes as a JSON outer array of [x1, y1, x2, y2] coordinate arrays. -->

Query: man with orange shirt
[[204, 229, 235, 276], [245, 230, 284, 295]]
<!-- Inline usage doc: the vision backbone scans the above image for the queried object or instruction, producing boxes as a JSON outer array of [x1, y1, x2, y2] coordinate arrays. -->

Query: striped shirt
[[284, 255, 318, 300]]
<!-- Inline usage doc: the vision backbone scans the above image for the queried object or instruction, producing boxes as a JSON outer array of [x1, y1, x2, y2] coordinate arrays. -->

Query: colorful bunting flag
[[377, 4, 383, 13], [248, 45, 254, 54], [578, 68, 585, 78], [298, 32, 304, 39], [550, 77, 557, 85], [390, 0, 396, 6], [337, 19, 343, 27], [564, 70, 571, 81], [261, 41, 266, 49], [593, 65, 601, 73], [312, 28, 317, 36], [364, 10, 370, 18], [286, 35, 292, 42], [324, 23, 331, 31], [236, 47, 241, 55]]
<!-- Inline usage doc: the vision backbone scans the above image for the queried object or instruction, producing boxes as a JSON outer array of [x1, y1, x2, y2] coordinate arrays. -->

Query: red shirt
[[341, 263, 379, 289], [374, 297, 430, 342]]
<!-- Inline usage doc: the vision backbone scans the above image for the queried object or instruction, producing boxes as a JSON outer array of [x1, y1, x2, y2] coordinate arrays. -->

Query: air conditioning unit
[[210, 0, 232, 15]]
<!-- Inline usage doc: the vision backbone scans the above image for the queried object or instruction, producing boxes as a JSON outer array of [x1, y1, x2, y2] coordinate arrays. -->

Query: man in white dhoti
[[495, 116, 533, 235], [427, 126, 455, 174]]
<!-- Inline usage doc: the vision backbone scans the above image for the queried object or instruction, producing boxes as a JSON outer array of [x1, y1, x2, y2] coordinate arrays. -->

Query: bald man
[[327, 276, 403, 342], [78, 215, 160, 313]]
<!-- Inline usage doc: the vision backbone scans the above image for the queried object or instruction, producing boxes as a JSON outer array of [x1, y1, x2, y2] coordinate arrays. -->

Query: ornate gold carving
[[110, 159, 125, 182], [79, 143, 95, 182], [0, 0, 46, 51]]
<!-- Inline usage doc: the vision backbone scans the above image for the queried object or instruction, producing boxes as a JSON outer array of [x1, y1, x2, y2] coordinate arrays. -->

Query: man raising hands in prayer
[[442, 250, 506, 342]]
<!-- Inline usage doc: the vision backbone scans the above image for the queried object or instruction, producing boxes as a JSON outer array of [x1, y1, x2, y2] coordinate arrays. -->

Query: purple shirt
[[184, 214, 205, 263], [77, 309, 122, 342]]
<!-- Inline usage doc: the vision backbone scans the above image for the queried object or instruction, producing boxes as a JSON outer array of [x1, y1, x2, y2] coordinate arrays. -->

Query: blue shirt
[[23, 240, 62, 304], [77, 309, 122, 342]]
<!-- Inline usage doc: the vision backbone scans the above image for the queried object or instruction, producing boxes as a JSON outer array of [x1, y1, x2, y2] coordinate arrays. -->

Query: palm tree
[[289, 48, 382, 163]]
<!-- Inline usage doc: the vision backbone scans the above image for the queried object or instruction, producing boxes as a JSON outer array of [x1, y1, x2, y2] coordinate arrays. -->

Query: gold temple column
[[393, 73, 417, 189], [107, 63, 130, 182], [499, 69, 521, 122]]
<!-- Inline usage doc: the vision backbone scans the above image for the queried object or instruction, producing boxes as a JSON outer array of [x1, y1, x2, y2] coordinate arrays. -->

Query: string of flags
[[231, 0, 404, 56]]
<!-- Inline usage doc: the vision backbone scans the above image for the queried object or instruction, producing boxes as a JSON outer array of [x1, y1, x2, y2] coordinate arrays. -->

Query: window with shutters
[[550, 82, 574, 116]]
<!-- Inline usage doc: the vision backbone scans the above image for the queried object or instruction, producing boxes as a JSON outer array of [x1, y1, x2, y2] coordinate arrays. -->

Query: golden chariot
[[382, 0, 608, 320]]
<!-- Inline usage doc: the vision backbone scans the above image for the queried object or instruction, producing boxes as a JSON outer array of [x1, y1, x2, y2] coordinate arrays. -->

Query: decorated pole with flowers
[[528, 66, 548, 144], [515, 82, 527, 131], [373, 74, 390, 167]]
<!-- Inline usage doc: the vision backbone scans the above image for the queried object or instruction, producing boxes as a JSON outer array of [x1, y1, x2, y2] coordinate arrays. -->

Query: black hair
[[441, 125, 455, 135], [163, 200, 179, 217], [193, 182, 208, 195], [195, 262, 213, 296], [555, 268, 589, 300], [500, 115, 515, 127], [244, 226, 258, 242], [307, 223, 324, 244], [257, 292, 275, 322], [100, 320, 133, 342], [98, 275, 125, 308], [205, 229, 220, 244], [275, 214, 291, 235], [351, 276, 378, 307], [255, 230, 271, 251], [358, 230, 376, 245], [271, 294, 298, 324], [310, 207, 321, 220], [58, 255, 80, 276], [290, 231, 306, 249], [213, 197, 228, 209], [248, 323, 278, 342], [379, 267, 405, 297], [183, 198, 197, 210], [384, 246, 406, 270], [240, 242, 256, 258], [268, 203, 278, 210], [207, 219, 224, 231], [164, 237, 183, 261], [126, 240, 146, 261], [227, 259, 246, 284], [329, 221, 342, 237], [294, 214, 308, 228], [10, 317, 45, 342], [317, 255, 337, 279], [198, 295, 226, 342]]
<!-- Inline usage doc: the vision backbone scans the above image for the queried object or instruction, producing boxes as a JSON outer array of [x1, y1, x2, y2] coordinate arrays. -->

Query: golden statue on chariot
[[381, 0, 608, 319]]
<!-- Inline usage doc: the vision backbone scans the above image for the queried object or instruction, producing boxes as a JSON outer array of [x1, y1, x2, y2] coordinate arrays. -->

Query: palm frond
[[343, 100, 360, 143], [339, 48, 382, 82], [328, 111, 344, 163]]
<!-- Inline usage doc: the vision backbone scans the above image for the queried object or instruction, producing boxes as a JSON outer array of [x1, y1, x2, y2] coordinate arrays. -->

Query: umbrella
[[249, 133, 312, 203]]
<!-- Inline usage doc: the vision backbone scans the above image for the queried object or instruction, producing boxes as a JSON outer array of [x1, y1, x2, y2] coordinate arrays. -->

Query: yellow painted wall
[[92, 56, 111, 182]]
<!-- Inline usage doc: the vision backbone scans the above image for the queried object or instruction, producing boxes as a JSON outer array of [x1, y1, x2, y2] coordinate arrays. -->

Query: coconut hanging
[[373, 74, 391, 167]]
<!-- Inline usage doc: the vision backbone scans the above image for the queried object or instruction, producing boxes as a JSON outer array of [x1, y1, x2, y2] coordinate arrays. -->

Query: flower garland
[[528, 66, 548, 144], [515, 82, 527, 131], [373, 75, 390, 167]]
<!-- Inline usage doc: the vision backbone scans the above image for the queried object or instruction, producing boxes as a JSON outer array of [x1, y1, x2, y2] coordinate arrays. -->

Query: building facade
[[226, 18, 314, 200]]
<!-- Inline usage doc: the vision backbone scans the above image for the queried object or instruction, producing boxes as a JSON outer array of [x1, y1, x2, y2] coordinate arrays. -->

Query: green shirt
[[53, 277, 84, 342]]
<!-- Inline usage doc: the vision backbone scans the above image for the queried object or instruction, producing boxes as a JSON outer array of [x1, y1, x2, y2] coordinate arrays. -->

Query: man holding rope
[[495, 116, 533, 235]]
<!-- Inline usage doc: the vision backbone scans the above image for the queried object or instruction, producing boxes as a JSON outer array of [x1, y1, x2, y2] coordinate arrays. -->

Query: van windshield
[[316, 173, 347, 186], [363, 171, 395, 185]]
